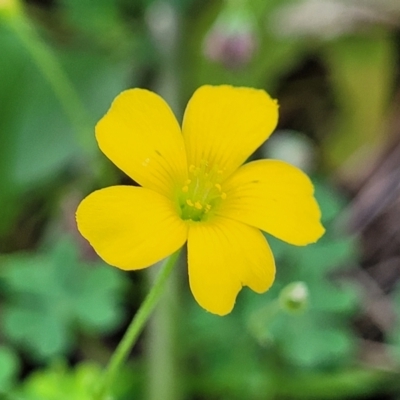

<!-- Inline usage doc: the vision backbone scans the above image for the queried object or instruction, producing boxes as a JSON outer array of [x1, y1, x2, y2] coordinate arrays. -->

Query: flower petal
[[76, 186, 188, 270], [187, 217, 275, 316], [182, 85, 278, 179], [96, 89, 187, 197], [219, 160, 325, 245]]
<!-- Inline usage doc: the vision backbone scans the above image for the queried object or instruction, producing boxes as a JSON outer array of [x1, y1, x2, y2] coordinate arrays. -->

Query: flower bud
[[203, 6, 257, 69], [279, 281, 309, 313]]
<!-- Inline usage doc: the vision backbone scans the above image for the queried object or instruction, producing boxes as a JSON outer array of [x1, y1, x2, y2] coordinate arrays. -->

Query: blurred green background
[[1, 0, 400, 399]]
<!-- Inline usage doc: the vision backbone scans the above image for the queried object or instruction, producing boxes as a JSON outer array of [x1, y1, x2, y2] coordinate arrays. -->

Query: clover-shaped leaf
[[1, 237, 127, 361], [17, 362, 102, 400], [251, 181, 360, 367], [15, 360, 142, 400], [179, 182, 362, 400]]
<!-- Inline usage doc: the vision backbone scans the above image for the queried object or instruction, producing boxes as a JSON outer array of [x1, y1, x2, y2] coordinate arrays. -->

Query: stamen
[[179, 160, 228, 221]]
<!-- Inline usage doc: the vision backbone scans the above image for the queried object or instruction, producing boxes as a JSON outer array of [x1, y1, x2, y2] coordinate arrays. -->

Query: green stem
[[145, 4, 184, 400], [96, 249, 182, 400], [146, 258, 182, 400], [8, 15, 95, 155]]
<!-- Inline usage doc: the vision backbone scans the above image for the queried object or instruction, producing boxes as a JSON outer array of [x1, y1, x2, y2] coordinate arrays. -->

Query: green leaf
[[0, 346, 20, 393], [183, 244, 360, 398], [15, 360, 142, 400], [1, 237, 128, 360], [296, 236, 357, 273], [17, 362, 102, 400], [270, 311, 355, 367], [313, 180, 347, 224], [0, 20, 134, 235], [253, 182, 360, 367], [387, 283, 400, 364]]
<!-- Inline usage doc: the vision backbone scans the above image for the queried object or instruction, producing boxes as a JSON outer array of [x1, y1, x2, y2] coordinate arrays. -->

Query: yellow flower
[[76, 85, 324, 316]]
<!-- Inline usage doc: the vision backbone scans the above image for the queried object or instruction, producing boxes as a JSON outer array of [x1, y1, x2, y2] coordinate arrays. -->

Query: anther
[[194, 202, 203, 210], [221, 192, 227, 200], [215, 183, 222, 192], [186, 199, 194, 207], [182, 186, 189, 193]]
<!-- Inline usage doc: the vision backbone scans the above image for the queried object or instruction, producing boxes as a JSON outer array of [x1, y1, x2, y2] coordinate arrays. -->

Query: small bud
[[203, 6, 258, 69], [279, 282, 309, 313]]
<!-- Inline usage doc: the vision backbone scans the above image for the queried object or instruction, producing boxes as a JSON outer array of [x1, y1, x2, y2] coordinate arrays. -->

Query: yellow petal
[[187, 217, 275, 316], [219, 160, 325, 246], [76, 186, 188, 270], [96, 89, 187, 197], [182, 85, 278, 180]]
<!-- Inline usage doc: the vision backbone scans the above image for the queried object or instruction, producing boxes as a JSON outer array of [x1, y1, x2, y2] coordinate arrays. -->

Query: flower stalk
[[145, 2, 184, 400], [96, 249, 182, 400]]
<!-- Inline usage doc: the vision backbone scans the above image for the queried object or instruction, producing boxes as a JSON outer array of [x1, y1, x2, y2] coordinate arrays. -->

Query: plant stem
[[146, 258, 182, 400], [96, 249, 182, 400], [145, 4, 184, 400]]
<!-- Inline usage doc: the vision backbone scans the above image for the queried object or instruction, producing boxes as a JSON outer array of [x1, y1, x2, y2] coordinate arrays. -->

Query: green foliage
[[253, 181, 360, 368], [182, 181, 363, 399], [0, 347, 20, 393], [188, 0, 306, 92], [278, 281, 309, 313], [0, 0, 398, 398], [0, 19, 134, 236], [16, 362, 102, 400], [323, 33, 396, 166], [11, 360, 143, 400], [388, 284, 400, 364], [1, 238, 128, 361]]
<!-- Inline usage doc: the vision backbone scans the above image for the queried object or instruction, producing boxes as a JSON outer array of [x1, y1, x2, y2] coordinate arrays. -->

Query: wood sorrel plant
[[76, 85, 324, 398]]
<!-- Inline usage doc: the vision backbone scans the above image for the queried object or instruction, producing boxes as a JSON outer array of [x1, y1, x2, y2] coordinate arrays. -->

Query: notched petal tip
[[187, 217, 276, 316]]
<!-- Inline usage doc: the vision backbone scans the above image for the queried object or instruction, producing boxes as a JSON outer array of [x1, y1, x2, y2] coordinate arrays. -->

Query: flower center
[[178, 161, 227, 222]]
